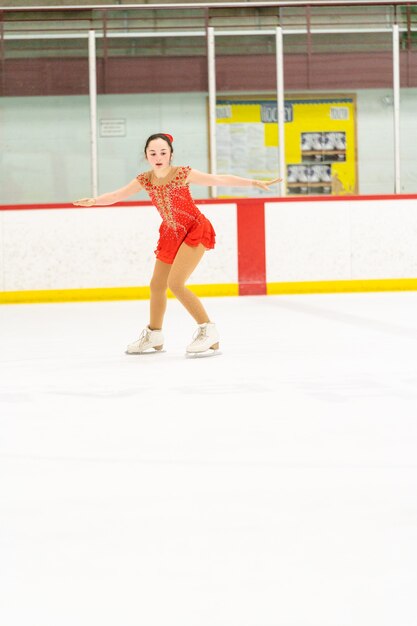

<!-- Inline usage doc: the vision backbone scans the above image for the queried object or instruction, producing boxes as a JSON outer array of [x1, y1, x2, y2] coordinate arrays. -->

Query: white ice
[[1, 292, 417, 626]]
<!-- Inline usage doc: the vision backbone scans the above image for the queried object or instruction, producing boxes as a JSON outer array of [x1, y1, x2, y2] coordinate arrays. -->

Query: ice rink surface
[[1, 292, 417, 626]]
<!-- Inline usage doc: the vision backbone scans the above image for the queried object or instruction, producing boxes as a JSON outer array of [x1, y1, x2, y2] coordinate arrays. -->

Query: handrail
[[1, 0, 417, 11], [2, 26, 416, 41]]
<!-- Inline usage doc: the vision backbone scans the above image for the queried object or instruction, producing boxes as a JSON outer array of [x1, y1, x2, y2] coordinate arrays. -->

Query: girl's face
[[146, 138, 172, 171]]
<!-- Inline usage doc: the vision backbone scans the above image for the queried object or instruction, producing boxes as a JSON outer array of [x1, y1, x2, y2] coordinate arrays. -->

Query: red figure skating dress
[[137, 165, 216, 264]]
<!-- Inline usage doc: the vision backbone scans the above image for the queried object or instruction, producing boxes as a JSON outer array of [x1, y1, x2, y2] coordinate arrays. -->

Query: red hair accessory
[[162, 133, 174, 143]]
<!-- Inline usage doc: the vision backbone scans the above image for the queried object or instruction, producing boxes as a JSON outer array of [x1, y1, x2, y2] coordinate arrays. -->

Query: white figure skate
[[311, 133, 324, 150], [126, 326, 164, 354], [334, 133, 346, 150], [297, 166, 309, 183], [319, 165, 332, 182], [307, 166, 320, 183], [323, 133, 335, 150], [301, 134, 312, 151], [287, 166, 299, 183], [186, 322, 220, 357]]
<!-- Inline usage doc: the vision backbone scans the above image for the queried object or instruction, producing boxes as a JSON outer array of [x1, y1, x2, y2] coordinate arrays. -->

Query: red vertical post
[[237, 199, 267, 296], [306, 5, 312, 90], [0, 12, 5, 96], [102, 10, 108, 94]]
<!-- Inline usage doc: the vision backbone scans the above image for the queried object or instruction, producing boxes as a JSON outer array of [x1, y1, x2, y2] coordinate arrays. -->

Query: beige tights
[[149, 242, 210, 330]]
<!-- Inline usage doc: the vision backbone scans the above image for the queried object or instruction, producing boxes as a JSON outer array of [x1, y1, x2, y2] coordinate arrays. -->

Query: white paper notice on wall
[[99, 119, 127, 137], [330, 107, 349, 120]]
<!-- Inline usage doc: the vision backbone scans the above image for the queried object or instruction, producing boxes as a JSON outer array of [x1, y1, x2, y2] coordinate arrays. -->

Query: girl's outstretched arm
[[186, 169, 282, 191], [73, 178, 143, 207]]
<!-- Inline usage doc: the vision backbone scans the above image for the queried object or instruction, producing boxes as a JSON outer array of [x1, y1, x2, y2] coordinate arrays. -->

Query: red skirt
[[154, 215, 216, 265]]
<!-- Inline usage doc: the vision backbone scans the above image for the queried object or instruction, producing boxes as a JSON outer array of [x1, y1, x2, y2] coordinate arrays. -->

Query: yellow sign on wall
[[215, 94, 357, 197]]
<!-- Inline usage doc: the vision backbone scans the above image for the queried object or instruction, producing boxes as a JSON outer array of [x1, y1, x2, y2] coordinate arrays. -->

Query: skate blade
[[185, 349, 222, 359], [125, 349, 166, 356]]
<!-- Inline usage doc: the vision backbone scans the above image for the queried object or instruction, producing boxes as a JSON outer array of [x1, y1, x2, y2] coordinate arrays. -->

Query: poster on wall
[[214, 94, 357, 197]]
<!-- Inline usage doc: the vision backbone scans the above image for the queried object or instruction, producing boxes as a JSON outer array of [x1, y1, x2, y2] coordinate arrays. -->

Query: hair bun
[[163, 133, 174, 143]]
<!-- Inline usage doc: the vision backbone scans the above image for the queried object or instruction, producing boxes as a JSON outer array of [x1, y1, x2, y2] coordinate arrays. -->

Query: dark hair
[[144, 133, 174, 155]]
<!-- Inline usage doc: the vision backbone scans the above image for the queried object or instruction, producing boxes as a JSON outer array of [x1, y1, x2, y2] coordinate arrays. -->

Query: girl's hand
[[73, 198, 96, 207], [252, 177, 282, 191]]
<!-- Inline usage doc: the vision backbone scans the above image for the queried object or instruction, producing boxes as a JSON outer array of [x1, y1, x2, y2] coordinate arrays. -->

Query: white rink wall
[[1, 196, 417, 295], [265, 197, 417, 283], [0, 203, 238, 292]]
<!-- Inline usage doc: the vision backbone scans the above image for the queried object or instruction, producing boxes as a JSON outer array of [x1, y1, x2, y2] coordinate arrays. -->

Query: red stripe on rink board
[[237, 199, 266, 296], [3, 192, 417, 211]]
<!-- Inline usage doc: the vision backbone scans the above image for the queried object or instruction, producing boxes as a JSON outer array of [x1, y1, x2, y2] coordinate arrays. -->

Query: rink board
[[1, 195, 417, 303]]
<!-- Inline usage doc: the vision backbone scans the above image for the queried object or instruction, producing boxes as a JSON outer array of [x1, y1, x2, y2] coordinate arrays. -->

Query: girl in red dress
[[74, 133, 280, 356]]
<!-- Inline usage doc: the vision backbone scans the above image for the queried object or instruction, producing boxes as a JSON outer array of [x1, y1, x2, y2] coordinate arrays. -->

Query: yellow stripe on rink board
[[3, 278, 417, 305], [0, 283, 239, 305], [184, 284, 239, 298], [267, 278, 417, 295], [0, 286, 151, 305]]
